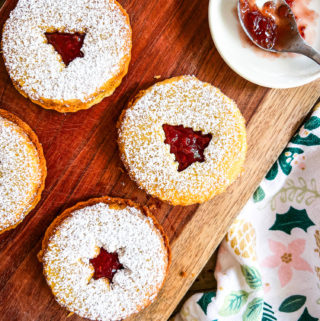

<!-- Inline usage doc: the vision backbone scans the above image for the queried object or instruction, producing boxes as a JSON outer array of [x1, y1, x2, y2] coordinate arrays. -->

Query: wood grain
[[0, 0, 319, 320]]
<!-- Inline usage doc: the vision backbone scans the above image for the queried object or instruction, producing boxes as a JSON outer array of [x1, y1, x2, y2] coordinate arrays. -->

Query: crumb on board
[[154, 75, 161, 79], [67, 312, 74, 318], [148, 198, 162, 210], [118, 166, 125, 173], [180, 271, 187, 278], [149, 204, 157, 210]]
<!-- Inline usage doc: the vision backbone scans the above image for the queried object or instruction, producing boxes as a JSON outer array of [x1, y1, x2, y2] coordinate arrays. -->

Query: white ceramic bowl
[[208, 0, 320, 88]]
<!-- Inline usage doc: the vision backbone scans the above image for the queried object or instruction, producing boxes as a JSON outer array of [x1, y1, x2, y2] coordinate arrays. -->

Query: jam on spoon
[[89, 248, 123, 282], [238, 0, 305, 50], [238, 0, 278, 49], [163, 124, 212, 172], [45, 32, 86, 66], [238, 0, 320, 63]]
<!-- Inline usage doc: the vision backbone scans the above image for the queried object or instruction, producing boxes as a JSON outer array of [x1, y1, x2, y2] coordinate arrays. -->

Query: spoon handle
[[296, 44, 320, 65]]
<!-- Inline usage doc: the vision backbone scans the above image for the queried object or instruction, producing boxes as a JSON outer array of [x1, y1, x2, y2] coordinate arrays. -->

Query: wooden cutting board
[[0, 0, 319, 320]]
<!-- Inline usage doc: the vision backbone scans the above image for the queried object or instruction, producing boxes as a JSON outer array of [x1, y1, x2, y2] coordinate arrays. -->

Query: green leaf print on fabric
[[197, 292, 216, 315], [243, 298, 264, 321], [269, 207, 315, 234], [219, 291, 249, 316], [266, 148, 303, 181], [304, 116, 320, 131], [297, 308, 318, 321], [279, 295, 306, 312], [270, 178, 320, 211], [291, 133, 320, 146], [241, 265, 262, 289], [266, 162, 279, 181], [253, 186, 265, 203], [262, 302, 277, 321]]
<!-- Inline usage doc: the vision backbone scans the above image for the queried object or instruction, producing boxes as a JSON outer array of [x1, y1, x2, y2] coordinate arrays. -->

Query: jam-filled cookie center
[[163, 124, 212, 172], [89, 248, 123, 282], [45, 32, 86, 66]]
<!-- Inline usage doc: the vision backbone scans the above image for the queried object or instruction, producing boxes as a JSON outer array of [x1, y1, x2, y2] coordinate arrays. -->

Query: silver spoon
[[238, 0, 320, 64]]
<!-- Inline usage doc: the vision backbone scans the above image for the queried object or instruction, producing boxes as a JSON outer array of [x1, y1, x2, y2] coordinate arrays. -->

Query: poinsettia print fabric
[[173, 105, 320, 321]]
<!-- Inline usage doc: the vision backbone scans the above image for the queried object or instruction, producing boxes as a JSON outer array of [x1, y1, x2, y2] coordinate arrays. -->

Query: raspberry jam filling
[[89, 248, 123, 282], [163, 124, 212, 172], [45, 32, 86, 66]]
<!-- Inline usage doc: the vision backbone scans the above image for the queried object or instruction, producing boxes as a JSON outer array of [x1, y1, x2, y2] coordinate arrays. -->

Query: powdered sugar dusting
[[118, 76, 247, 204], [0, 116, 41, 231], [2, 0, 131, 103], [43, 202, 168, 321]]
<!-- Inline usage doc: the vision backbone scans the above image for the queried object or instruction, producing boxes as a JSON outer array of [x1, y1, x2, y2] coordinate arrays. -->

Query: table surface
[[0, 0, 319, 321]]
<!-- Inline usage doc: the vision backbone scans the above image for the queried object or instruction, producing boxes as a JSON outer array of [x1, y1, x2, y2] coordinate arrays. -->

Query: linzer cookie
[[2, 0, 132, 112], [0, 109, 46, 234], [117, 76, 247, 205], [38, 196, 170, 321]]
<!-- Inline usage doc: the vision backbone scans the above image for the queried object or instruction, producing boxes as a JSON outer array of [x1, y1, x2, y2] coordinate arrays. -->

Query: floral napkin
[[174, 104, 320, 321]]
